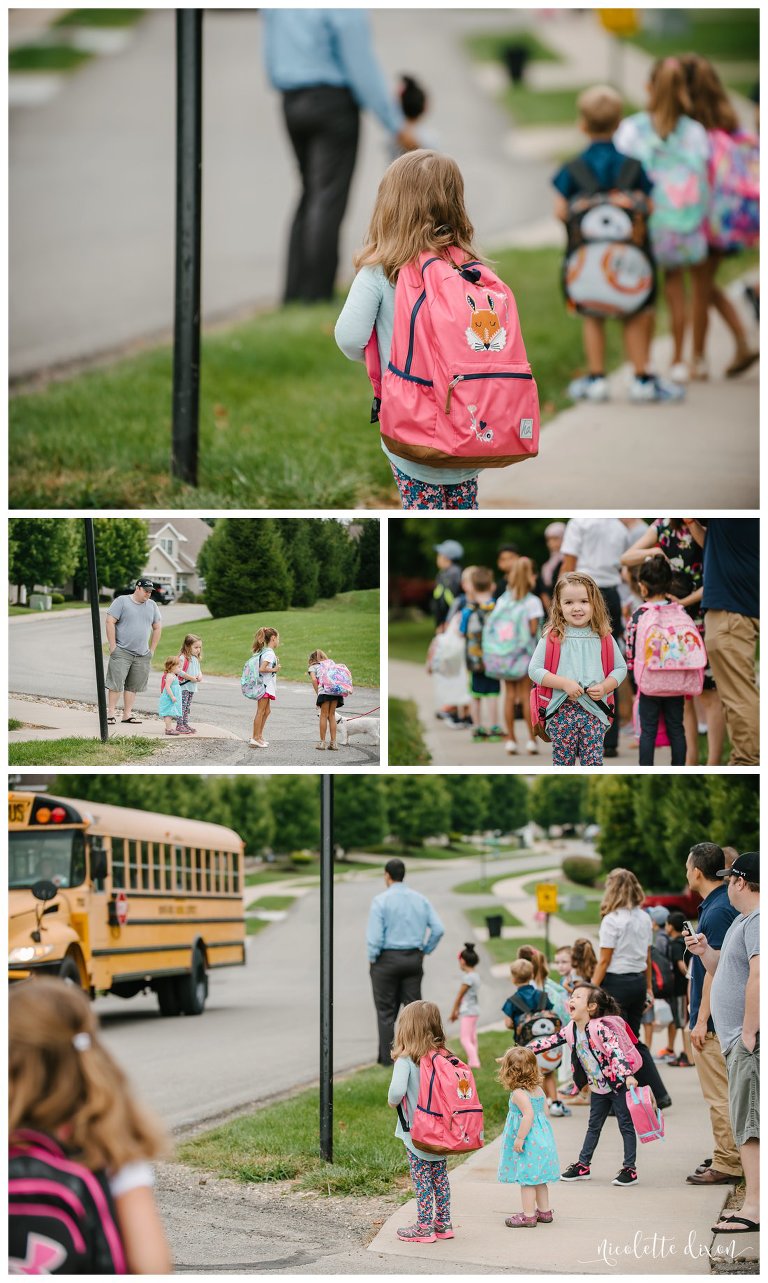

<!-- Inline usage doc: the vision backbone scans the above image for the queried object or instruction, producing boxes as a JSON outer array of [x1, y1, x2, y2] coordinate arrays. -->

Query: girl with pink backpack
[[528, 984, 642, 1188], [307, 649, 353, 751], [335, 150, 539, 510]]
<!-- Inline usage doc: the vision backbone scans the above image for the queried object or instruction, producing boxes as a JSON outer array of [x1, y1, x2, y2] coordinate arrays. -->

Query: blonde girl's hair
[[682, 54, 739, 133], [571, 937, 597, 981], [162, 655, 179, 674], [518, 943, 548, 987], [391, 1000, 446, 1063], [253, 627, 278, 653], [510, 958, 533, 985], [507, 556, 536, 601], [600, 866, 646, 917], [648, 55, 693, 138], [181, 633, 202, 659], [9, 979, 168, 1171], [496, 1046, 542, 1093], [547, 572, 612, 641], [354, 150, 483, 284], [308, 649, 329, 665]]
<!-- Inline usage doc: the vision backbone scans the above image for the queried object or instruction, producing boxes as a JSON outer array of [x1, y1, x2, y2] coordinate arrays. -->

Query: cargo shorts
[[724, 1034, 760, 1147], [105, 646, 152, 694]]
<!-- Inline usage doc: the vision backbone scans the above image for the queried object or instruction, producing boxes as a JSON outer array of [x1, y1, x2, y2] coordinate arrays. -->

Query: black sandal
[[107, 717, 117, 725], [121, 716, 143, 724], [711, 1216, 759, 1235]]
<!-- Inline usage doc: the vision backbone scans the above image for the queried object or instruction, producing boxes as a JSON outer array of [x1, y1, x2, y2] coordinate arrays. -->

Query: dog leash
[[343, 706, 380, 722]]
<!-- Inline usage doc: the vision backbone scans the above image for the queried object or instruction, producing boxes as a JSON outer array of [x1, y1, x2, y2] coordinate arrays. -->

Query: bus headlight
[[9, 945, 55, 964]]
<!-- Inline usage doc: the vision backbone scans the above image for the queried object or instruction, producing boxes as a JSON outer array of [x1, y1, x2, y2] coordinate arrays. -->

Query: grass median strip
[[177, 1031, 514, 1196], [466, 905, 523, 930], [8, 737, 158, 766], [484, 934, 551, 964]]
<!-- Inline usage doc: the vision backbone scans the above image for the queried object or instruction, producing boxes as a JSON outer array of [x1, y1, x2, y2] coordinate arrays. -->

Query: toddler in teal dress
[[158, 657, 183, 736], [497, 1046, 560, 1228]]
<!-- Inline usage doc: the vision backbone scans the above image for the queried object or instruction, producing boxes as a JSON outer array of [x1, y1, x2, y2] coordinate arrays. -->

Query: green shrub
[[176, 589, 197, 603], [50, 593, 66, 604], [561, 855, 602, 886], [289, 850, 314, 867]]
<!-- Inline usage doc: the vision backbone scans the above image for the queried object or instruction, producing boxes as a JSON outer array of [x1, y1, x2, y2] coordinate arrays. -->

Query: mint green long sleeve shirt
[[528, 628, 627, 727]]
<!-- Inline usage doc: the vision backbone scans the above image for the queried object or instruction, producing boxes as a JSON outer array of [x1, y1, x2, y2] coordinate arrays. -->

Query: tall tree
[[267, 776, 320, 852], [530, 777, 586, 830], [706, 777, 760, 853], [385, 777, 451, 847], [355, 519, 380, 589], [595, 776, 649, 877], [276, 518, 319, 608], [72, 518, 149, 595], [10, 519, 78, 595], [446, 775, 491, 835], [660, 777, 714, 879], [204, 520, 291, 618], [210, 777, 274, 854], [311, 520, 345, 599], [334, 777, 387, 851], [487, 775, 530, 834]]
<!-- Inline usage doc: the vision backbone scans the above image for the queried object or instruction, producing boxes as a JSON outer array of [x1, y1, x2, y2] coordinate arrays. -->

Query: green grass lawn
[[247, 895, 296, 912], [244, 857, 376, 887], [54, 8, 145, 25], [9, 601, 91, 616], [388, 617, 435, 666], [9, 719, 23, 732], [8, 737, 158, 766], [484, 935, 551, 965], [465, 905, 523, 930], [9, 46, 92, 72], [505, 83, 638, 126], [465, 29, 561, 64], [521, 875, 602, 928], [245, 917, 270, 936], [453, 867, 538, 895], [177, 1030, 514, 1195], [388, 697, 430, 767], [628, 10, 758, 63], [154, 590, 379, 686], [9, 247, 617, 509]]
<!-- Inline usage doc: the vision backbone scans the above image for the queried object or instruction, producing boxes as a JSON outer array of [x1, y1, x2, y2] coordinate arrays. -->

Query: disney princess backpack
[[365, 248, 539, 469], [632, 601, 706, 698]]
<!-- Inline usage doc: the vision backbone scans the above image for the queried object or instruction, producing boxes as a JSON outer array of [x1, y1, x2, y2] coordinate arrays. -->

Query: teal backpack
[[241, 651, 266, 700], [482, 591, 537, 680]]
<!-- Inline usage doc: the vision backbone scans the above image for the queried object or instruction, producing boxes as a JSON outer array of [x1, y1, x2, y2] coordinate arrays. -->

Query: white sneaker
[[526, 739, 539, 754], [669, 361, 689, 384], [567, 374, 610, 403], [629, 374, 686, 403], [505, 739, 519, 754], [315, 741, 326, 750], [249, 738, 268, 748]]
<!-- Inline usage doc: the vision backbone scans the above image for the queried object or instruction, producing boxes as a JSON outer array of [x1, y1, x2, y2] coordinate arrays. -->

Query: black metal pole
[[320, 775, 334, 1162], [84, 520, 109, 744], [171, 8, 203, 485]]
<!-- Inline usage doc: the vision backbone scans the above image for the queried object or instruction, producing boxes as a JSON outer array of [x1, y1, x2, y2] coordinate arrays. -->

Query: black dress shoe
[[657, 1095, 672, 1109]]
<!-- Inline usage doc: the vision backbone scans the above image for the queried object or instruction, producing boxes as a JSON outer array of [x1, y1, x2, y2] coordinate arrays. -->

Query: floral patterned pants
[[548, 701, 605, 766], [390, 464, 479, 510], [175, 688, 194, 728], [406, 1151, 451, 1224]]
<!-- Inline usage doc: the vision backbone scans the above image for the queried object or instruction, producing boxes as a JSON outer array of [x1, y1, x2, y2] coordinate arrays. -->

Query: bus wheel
[[59, 956, 82, 987], [156, 978, 181, 1017], [178, 947, 207, 1016]]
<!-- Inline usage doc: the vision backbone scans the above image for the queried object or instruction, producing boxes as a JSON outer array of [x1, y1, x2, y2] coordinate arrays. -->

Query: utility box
[[28, 593, 52, 611]]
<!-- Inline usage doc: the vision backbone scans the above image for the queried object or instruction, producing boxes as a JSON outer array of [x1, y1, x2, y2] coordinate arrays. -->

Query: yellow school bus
[[8, 791, 246, 1015]]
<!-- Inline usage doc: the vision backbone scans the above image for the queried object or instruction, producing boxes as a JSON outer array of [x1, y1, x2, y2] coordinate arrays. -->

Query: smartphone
[[682, 919, 700, 942]]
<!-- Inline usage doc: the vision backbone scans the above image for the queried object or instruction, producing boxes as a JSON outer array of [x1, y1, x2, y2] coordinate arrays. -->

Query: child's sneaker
[[472, 727, 489, 741], [561, 1162, 591, 1181], [613, 1167, 638, 1187], [548, 1101, 571, 1118], [655, 1047, 676, 1061], [505, 739, 519, 754], [559, 1084, 582, 1098], [525, 739, 539, 754], [628, 374, 685, 403], [670, 1052, 693, 1067], [396, 1222, 436, 1244], [488, 725, 505, 741], [567, 374, 610, 402], [433, 1221, 454, 1240]]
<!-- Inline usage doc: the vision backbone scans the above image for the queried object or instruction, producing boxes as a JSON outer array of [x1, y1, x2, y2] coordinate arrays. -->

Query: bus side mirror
[[91, 848, 108, 883]]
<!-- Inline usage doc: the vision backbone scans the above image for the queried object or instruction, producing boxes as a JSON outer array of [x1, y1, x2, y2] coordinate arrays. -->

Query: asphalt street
[[94, 849, 562, 1131], [10, 9, 551, 375], [9, 605, 380, 766]]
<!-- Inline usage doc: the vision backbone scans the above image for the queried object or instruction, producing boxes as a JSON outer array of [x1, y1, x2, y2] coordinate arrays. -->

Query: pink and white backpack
[[400, 1049, 484, 1155], [632, 602, 706, 698], [365, 248, 539, 469], [316, 659, 353, 697], [625, 1084, 665, 1144]]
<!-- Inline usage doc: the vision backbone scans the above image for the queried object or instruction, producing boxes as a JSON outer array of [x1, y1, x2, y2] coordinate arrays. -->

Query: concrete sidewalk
[[8, 695, 239, 742], [369, 1067, 756, 1273]]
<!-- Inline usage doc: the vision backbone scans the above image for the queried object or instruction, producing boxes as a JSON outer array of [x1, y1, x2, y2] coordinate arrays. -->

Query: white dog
[[334, 713, 380, 746]]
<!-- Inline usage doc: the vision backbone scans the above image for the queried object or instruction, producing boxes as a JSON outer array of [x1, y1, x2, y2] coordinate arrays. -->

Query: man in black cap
[[685, 853, 760, 1235], [105, 580, 162, 725]]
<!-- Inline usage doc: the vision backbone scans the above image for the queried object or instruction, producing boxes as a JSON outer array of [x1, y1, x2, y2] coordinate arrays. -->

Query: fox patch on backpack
[[400, 1050, 484, 1155], [482, 592, 538, 680], [562, 157, 656, 318], [9, 1131, 126, 1275], [633, 602, 706, 698], [365, 248, 539, 469]]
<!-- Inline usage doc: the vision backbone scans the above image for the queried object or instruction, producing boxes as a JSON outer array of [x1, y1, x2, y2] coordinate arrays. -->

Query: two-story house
[[144, 518, 212, 597]]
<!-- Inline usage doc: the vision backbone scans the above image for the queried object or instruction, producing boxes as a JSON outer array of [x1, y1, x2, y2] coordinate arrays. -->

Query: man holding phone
[[684, 852, 759, 1235]]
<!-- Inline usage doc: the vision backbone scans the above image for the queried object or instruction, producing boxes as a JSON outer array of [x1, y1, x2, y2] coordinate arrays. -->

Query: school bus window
[[189, 848, 199, 894], [152, 841, 162, 890], [112, 837, 125, 888], [140, 841, 151, 890], [164, 843, 173, 892], [215, 851, 224, 893], [8, 829, 85, 890], [232, 854, 240, 894], [198, 849, 208, 893], [225, 851, 233, 894], [173, 845, 184, 892]]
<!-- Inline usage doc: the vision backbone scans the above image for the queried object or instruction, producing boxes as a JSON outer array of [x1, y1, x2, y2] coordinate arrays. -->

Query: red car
[[643, 889, 702, 920]]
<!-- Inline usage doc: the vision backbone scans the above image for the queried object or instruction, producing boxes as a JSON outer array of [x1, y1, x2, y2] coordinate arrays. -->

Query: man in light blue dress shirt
[[367, 858, 445, 1065], [263, 9, 415, 302]]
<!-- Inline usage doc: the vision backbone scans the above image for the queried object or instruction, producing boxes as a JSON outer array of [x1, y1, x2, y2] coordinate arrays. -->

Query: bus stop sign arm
[[171, 9, 203, 486], [84, 519, 109, 744]]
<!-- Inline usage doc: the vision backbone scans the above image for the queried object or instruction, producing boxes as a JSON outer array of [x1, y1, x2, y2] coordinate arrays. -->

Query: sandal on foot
[[107, 717, 117, 725], [505, 1213, 537, 1228], [121, 716, 143, 724], [536, 1210, 554, 1224], [725, 349, 759, 377], [711, 1216, 759, 1234]]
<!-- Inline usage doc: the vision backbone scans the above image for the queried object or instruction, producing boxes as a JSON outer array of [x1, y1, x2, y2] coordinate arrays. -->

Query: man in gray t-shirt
[[105, 579, 162, 724], [685, 852, 759, 1235]]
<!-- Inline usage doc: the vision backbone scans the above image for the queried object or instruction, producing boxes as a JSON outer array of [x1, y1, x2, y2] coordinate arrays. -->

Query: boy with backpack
[[625, 553, 706, 765], [459, 566, 504, 742], [502, 960, 569, 1117], [553, 85, 684, 405]]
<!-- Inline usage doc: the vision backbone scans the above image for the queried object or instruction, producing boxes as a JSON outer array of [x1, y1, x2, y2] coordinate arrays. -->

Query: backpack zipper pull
[[445, 374, 464, 413]]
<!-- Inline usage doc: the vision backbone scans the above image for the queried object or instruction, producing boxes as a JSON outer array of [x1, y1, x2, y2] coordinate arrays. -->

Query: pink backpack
[[625, 1084, 665, 1144], [401, 1049, 484, 1155], [632, 602, 706, 697], [365, 248, 539, 470], [317, 660, 353, 696], [530, 633, 616, 741]]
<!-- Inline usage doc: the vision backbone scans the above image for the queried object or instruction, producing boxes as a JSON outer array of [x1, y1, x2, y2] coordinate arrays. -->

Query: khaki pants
[[704, 611, 759, 765], [692, 1031, 742, 1176]]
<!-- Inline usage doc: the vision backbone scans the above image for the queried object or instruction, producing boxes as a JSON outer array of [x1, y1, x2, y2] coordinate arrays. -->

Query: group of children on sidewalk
[[334, 54, 757, 509]]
